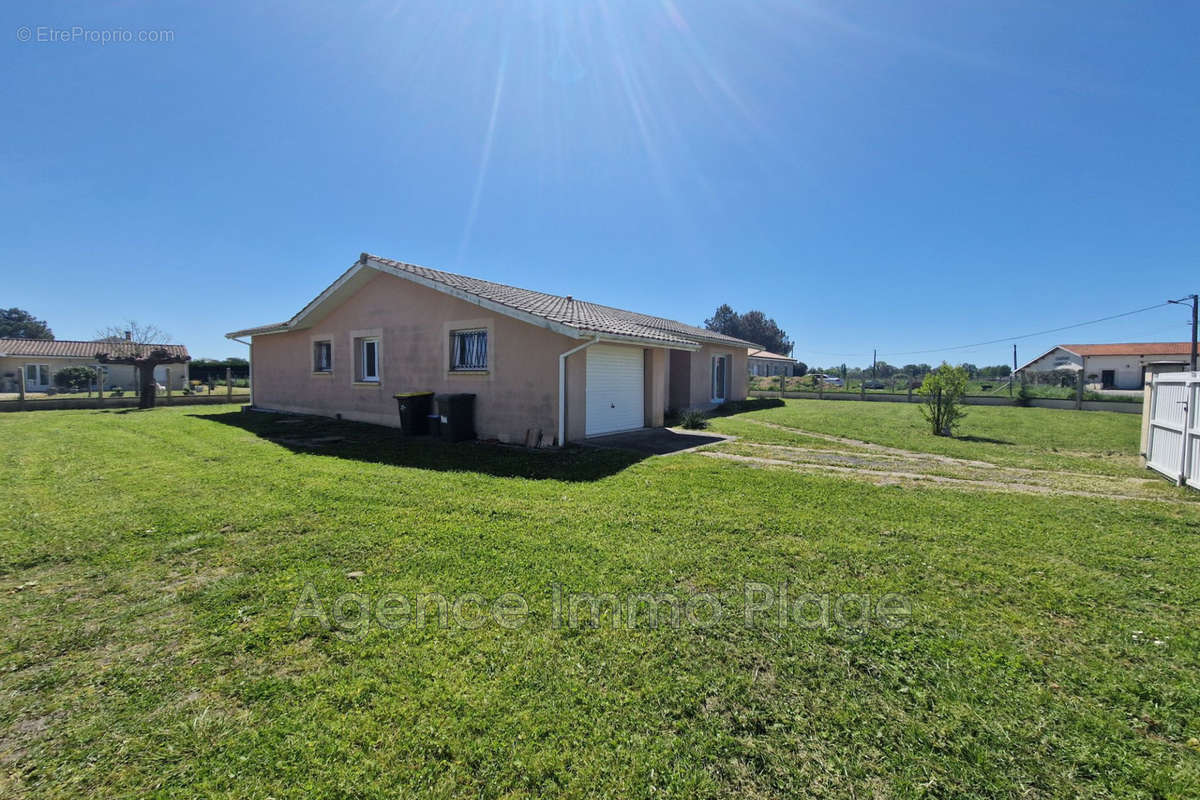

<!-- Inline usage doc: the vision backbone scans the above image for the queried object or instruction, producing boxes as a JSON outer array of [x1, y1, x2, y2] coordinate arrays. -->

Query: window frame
[[449, 328, 488, 372], [24, 363, 50, 387], [359, 337, 380, 382], [312, 339, 333, 374]]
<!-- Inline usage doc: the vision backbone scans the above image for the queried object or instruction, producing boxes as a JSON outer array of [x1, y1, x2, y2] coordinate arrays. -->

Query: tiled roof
[[366, 255, 757, 348], [0, 338, 189, 359], [1060, 342, 1194, 356], [747, 349, 795, 361]]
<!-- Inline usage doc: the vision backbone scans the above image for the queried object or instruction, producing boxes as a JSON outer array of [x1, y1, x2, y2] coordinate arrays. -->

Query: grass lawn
[[2, 403, 1199, 798], [710, 399, 1147, 477]]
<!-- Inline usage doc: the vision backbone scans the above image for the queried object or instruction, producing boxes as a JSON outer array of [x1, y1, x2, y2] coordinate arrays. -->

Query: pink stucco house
[[226, 253, 753, 445]]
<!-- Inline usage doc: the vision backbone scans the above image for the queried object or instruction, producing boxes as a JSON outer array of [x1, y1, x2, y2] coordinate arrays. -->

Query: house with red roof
[[1016, 342, 1193, 389]]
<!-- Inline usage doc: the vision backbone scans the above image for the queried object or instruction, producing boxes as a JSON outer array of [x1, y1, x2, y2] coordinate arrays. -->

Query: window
[[711, 355, 728, 401], [450, 329, 488, 371], [358, 337, 379, 382], [24, 364, 50, 387], [313, 340, 332, 373]]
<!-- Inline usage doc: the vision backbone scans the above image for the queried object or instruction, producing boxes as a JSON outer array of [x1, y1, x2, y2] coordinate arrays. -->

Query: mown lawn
[[711, 399, 1145, 477], [1, 404, 1198, 798]]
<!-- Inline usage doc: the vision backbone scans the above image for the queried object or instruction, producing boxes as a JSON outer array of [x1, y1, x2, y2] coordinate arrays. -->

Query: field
[[2, 402, 1198, 798], [748, 376, 1141, 402]]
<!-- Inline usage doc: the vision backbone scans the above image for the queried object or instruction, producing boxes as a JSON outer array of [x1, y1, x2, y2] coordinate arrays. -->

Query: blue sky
[[3, 1, 1197, 366]]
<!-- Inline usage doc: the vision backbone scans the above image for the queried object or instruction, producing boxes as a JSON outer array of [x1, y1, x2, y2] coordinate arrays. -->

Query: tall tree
[[0, 308, 54, 339], [703, 305, 793, 355], [94, 321, 189, 409]]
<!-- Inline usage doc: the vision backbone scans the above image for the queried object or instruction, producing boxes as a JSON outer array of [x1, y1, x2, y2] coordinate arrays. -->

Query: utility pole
[[1010, 344, 1016, 397], [1168, 294, 1198, 371], [872, 348, 877, 382]]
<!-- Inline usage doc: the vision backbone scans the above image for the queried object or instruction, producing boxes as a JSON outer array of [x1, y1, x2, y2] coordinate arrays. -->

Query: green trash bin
[[434, 393, 476, 442], [394, 391, 435, 435]]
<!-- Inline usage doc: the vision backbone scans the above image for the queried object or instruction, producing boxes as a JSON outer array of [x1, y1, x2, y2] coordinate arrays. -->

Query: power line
[[877, 301, 1172, 359]]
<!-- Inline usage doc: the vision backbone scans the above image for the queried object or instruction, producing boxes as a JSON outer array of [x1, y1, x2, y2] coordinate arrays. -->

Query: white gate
[[1145, 371, 1200, 489]]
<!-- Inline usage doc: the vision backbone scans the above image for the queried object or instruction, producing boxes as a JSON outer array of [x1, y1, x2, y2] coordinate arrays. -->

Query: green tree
[[704, 305, 792, 355], [0, 308, 54, 339], [918, 362, 969, 436]]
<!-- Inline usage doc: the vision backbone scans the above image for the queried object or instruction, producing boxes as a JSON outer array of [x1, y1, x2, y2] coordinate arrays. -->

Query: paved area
[[581, 427, 732, 455]]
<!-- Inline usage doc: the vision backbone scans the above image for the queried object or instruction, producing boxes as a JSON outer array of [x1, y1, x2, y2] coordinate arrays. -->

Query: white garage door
[[586, 344, 645, 436]]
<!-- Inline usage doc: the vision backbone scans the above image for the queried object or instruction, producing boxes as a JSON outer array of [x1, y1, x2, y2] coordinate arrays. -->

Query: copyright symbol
[[16, 26, 31, 42]]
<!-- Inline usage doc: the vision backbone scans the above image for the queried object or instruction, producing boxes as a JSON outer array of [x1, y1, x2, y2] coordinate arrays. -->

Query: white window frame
[[359, 337, 380, 382], [313, 339, 333, 373], [449, 328, 488, 371], [711, 354, 729, 402], [24, 363, 51, 388]]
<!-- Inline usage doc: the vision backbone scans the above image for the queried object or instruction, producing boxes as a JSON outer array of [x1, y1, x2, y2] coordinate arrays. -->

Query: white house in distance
[[0, 338, 191, 393], [747, 348, 797, 377], [1016, 342, 1193, 390]]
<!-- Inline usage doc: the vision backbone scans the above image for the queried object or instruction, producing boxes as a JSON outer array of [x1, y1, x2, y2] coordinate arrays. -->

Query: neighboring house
[[0, 338, 190, 393], [226, 253, 755, 445], [1017, 342, 1194, 390], [747, 349, 797, 377]]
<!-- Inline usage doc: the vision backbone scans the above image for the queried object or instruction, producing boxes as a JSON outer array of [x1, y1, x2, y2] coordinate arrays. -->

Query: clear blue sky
[[3, 1, 1197, 366]]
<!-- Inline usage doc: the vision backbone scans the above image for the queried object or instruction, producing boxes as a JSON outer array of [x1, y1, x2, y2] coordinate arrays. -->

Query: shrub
[[918, 362, 969, 436], [53, 366, 97, 392], [678, 409, 708, 429], [1014, 383, 1033, 407]]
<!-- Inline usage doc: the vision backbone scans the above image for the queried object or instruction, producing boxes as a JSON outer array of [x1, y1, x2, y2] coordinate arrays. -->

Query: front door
[[1101, 369, 1115, 389], [711, 355, 728, 402]]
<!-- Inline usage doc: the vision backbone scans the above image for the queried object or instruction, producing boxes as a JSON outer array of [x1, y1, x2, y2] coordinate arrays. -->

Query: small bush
[[678, 409, 708, 429], [1014, 383, 1033, 407], [54, 366, 97, 393], [918, 362, 969, 436]]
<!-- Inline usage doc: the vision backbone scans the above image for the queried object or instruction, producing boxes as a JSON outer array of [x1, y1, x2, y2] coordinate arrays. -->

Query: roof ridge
[[365, 253, 758, 349]]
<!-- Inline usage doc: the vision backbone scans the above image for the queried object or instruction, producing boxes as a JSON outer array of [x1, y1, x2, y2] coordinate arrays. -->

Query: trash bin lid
[[394, 391, 435, 398]]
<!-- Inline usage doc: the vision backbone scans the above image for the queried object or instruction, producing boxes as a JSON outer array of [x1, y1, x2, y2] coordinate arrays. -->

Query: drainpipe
[[558, 336, 600, 447], [231, 336, 253, 407]]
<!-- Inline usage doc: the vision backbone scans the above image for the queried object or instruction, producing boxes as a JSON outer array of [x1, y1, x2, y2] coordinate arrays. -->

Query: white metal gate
[[1145, 371, 1200, 489]]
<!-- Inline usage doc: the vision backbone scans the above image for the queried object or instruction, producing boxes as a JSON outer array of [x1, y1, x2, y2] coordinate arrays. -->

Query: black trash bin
[[394, 391, 435, 435], [434, 393, 476, 442]]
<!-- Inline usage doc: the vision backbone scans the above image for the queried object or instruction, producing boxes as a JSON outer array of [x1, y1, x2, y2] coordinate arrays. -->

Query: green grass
[[711, 399, 1146, 477], [2, 404, 1199, 798]]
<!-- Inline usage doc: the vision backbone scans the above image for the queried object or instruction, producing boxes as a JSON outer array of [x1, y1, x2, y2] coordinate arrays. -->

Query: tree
[[793, 361, 808, 377], [918, 362, 969, 436], [0, 308, 53, 339], [94, 321, 189, 409], [703, 305, 793, 355], [54, 366, 97, 393]]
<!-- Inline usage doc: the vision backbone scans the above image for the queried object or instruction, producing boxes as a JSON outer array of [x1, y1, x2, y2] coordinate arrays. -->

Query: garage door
[[586, 344, 644, 436]]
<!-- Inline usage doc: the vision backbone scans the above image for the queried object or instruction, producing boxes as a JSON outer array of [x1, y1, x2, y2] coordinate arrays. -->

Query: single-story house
[[1016, 342, 1194, 390], [226, 253, 755, 445], [0, 338, 191, 393], [747, 349, 797, 377]]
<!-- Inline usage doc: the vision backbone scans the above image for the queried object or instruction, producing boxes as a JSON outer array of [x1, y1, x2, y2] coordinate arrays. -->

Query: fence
[[748, 389, 1143, 414], [1144, 371, 1199, 488]]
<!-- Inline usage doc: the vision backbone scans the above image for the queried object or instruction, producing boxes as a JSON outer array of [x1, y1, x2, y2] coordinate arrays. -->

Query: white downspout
[[231, 336, 253, 406], [558, 336, 600, 447]]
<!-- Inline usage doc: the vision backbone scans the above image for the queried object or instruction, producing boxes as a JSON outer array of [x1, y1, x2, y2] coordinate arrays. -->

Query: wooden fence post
[[17, 367, 26, 411], [1075, 370, 1085, 410], [907, 385, 913, 403], [226, 367, 233, 401], [165, 368, 172, 405], [860, 379, 866, 401], [97, 368, 105, 406]]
